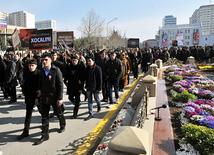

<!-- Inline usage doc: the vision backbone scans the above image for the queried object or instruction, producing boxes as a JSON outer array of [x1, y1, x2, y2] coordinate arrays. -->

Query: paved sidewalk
[[0, 76, 135, 155]]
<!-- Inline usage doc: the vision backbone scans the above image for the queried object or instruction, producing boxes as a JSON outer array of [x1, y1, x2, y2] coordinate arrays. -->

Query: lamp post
[[106, 17, 118, 49]]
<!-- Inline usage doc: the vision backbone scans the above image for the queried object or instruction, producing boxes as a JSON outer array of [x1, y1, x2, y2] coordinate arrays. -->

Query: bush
[[170, 75, 183, 85], [182, 123, 214, 155], [172, 89, 195, 103]]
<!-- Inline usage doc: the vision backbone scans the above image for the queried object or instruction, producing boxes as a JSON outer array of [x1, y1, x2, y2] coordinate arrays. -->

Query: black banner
[[29, 29, 53, 51], [127, 38, 139, 48]]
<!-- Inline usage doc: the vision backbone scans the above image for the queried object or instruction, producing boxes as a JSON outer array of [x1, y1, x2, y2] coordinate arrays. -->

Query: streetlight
[[106, 17, 118, 48]]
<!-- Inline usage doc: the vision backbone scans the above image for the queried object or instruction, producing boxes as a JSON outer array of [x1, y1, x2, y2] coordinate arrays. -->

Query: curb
[[73, 73, 144, 155]]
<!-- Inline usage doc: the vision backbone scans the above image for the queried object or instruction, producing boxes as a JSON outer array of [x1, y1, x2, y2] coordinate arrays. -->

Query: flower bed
[[165, 64, 214, 155]]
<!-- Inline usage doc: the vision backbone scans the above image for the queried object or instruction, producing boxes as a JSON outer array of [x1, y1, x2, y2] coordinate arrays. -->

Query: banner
[[20, 29, 37, 47], [12, 29, 20, 50], [172, 40, 177, 46], [57, 31, 74, 49], [0, 19, 7, 28], [176, 33, 183, 46], [162, 33, 167, 46], [193, 32, 199, 45], [127, 38, 139, 48], [29, 29, 53, 51]]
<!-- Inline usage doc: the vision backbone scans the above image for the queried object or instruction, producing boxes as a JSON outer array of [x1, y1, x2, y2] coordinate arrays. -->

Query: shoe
[[9, 100, 16, 103], [71, 115, 77, 119], [33, 136, 49, 145], [84, 115, 94, 121], [17, 132, 29, 140], [107, 104, 114, 108], [49, 113, 55, 118], [120, 89, 124, 92], [101, 99, 108, 102], [97, 106, 101, 112], [0, 98, 8, 101], [58, 127, 65, 133], [115, 98, 119, 104], [33, 105, 38, 110]]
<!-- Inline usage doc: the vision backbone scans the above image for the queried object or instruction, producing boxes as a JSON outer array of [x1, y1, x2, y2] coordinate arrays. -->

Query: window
[[188, 30, 190, 33], [185, 30, 187, 33], [186, 42, 189, 45], [205, 38, 208, 40], [188, 36, 190, 39], [185, 36, 187, 39]]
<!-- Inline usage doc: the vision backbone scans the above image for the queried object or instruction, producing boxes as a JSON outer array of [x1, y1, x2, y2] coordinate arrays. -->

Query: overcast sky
[[1, 0, 212, 42]]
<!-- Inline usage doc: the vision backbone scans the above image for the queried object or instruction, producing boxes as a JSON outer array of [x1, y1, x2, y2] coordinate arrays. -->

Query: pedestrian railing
[[137, 86, 150, 128]]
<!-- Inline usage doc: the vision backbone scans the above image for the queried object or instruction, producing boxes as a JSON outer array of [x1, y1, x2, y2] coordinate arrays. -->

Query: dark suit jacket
[[24, 69, 40, 104], [85, 64, 102, 91], [38, 65, 63, 104]]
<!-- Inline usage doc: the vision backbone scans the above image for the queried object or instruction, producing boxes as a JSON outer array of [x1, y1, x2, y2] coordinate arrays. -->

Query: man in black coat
[[5, 54, 17, 103], [0, 56, 7, 101], [14, 54, 24, 96], [64, 55, 84, 119], [84, 56, 102, 121], [96, 50, 109, 102], [17, 59, 41, 140], [131, 51, 141, 79], [34, 53, 65, 145], [105, 51, 123, 108], [48, 51, 65, 118]]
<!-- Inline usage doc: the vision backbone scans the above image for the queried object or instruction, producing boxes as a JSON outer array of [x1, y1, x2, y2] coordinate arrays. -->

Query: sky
[[1, 0, 213, 42]]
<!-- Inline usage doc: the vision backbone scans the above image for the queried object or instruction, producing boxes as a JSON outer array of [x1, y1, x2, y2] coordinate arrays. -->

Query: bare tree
[[78, 9, 105, 49], [108, 29, 127, 49]]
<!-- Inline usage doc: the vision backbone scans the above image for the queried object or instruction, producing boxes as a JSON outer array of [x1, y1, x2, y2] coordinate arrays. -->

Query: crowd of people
[[0, 45, 212, 144]]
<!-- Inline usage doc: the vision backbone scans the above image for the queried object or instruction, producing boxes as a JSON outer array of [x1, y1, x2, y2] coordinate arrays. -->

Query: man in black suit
[[5, 54, 17, 103], [34, 53, 65, 145], [96, 50, 109, 102], [17, 59, 41, 140]]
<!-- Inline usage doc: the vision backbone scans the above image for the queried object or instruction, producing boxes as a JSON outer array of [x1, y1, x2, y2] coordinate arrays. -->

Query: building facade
[[9, 11, 35, 28], [159, 23, 202, 47], [162, 15, 177, 26], [190, 4, 214, 35], [0, 11, 9, 21], [143, 39, 158, 48], [35, 20, 56, 31]]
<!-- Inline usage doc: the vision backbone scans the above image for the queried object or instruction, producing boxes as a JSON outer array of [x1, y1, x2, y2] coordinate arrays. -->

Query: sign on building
[[0, 19, 7, 28], [127, 38, 139, 48], [12, 29, 21, 50], [162, 33, 167, 46], [193, 32, 199, 45], [29, 29, 53, 51], [57, 31, 74, 49], [176, 33, 183, 46]]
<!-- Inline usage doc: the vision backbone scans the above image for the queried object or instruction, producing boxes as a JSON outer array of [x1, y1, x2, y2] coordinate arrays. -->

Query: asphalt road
[[0, 76, 135, 155]]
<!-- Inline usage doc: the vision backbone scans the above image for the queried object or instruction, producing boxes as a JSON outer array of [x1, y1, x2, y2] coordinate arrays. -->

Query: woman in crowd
[[119, 52, 130, 92]]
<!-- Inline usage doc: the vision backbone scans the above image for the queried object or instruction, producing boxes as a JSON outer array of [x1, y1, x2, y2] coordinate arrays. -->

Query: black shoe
[[49, 113, 55, 118], [97, 106, 101, 113], [0, 98, 8, 101], [71, 115, 77, 119], [58, 127, 65, 133], [101, 99, 108, 102], [17, 132, 29, 140], [84, 115, 94, 121], [9, 100, 16, 103], [33, 136, 49, 145]]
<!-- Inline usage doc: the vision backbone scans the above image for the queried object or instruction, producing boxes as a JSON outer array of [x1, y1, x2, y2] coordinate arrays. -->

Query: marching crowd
[[0, 45, 213, 144]]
